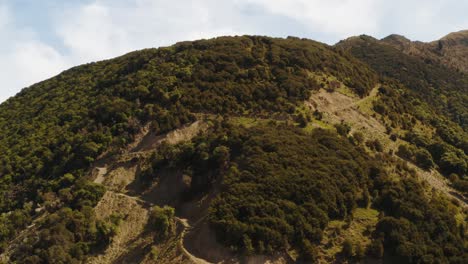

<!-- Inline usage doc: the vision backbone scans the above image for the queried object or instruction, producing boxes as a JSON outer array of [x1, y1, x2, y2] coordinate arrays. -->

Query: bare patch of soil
[[89, 191, 151, 264]]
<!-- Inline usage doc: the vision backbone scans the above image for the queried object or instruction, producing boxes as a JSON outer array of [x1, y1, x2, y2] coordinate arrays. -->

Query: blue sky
[[1, 0, 468, 102]]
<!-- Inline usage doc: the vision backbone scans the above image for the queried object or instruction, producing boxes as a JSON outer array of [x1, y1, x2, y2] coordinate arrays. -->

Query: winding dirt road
[[176, 217, 212, 264]]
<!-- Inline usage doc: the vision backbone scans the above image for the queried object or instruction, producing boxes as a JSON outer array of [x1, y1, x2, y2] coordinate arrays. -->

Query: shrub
[[300, 239, 318, 262], [452, 179, 468, 196], [397, 144, 413, 160], [368, 239, 384, 258], [355, 243, 365, 259], [415, 149, 434, 170], [149, 206, 175, 240], [366, 139, 383, 152], [353, 131, 365, 145], [243, 235, 254, 255], [342, 239, 354, 257], [335, 122, 351, 136]]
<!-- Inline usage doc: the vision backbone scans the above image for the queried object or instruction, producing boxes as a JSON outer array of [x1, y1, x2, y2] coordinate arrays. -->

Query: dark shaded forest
[[141, 121, 466, 263]]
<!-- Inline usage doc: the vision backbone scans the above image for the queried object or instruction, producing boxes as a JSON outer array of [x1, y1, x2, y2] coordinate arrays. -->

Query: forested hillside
[[381, 30, 468, 74], [336, 35, 467, 188], [0, 35, 466, 263]]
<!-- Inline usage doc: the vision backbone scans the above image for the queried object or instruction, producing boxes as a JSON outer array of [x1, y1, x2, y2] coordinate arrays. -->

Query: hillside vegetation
[[381, 30, 468, 74], [337, 35, 467, 192], [140, 119, 466, 263], [0, 35, 466, 263]]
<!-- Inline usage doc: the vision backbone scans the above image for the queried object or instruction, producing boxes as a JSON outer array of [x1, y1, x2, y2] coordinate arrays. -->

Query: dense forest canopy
[[337, 35, 468, 129], [141, 121, 466, 263], [0, 35, 466, 263], [0, 35, 377, 213], [337, 35, 468, 191]]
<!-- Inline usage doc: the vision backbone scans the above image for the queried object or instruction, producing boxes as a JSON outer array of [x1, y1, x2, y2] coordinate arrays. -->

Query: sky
[[1, 0, 468, 103]]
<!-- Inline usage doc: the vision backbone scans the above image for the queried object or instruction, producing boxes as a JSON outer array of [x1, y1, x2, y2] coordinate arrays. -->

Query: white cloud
[[56, 2, 132, 62], [9, 41, 68, 85], [55, 0, 244, 63], [0, 4, 70, 102], [245, 0, 379, 37], [376, 0, 468, 41]]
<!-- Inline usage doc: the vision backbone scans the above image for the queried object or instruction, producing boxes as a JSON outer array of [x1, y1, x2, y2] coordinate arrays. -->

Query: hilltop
[[343, 30, 468, 74]]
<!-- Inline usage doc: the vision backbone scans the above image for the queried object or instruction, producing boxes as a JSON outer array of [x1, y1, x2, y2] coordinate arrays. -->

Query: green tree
[[355, 243, 365, 259], [353, 131, 365, 145], [368, 239, 384, 258], [342, 239, 354, 257], [243, 235, 254, 255], [149, 206, 175, 240], [415, 149, 434, 170]]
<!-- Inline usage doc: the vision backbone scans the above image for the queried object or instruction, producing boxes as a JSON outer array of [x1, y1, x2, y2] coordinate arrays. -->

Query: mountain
[[381, 30, 468, 74], [0, 35, 466, 264], [336, 34, 468, 130], [337, 30, 468, 76]]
